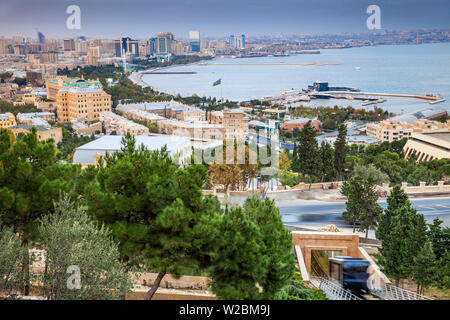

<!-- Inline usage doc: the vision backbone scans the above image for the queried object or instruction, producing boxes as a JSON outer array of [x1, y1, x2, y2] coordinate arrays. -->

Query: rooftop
[[284, 118, 316, 124], [391, 106, 447, 123], [73, 135, 191, 164], [422, 132, 450, 143]]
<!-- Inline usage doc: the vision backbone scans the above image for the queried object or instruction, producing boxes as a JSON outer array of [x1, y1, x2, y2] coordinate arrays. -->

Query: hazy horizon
[[1, 0, 450, 40]]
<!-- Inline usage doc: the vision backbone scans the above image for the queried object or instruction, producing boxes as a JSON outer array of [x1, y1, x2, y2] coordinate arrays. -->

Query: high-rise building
[[37, 31, 46, 44], [87, 47, 100, 65], [189, 30, 200, 52], [138, 39, 150, 57], [75, 40, 88, 54], [171, 40, 185, 55], [13, 44, 25, 55], [63, 38, 75, 51], [0, 36, 7, 55], [228, 34, 246, 49], [40, 51, 58, 64], [229, 35, 235, 49], [114, 37, 139, 58], [155, 32, 174, 55]]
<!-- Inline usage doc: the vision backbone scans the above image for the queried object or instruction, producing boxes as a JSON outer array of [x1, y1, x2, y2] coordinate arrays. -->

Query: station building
[[403, 132, 450, 162]]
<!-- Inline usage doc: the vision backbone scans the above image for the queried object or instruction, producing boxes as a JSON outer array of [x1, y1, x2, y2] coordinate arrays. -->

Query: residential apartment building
[[0, 112, 17, 128], [87, 47, 100, 66], [16, 112, 55, 127], [366, 118, 450, 142], [9, 124, 63, 144], [99, 111, 149, 136], [207, 109, 249, 140], [158, 119, 225, 140], [116, 104, 165, 124]]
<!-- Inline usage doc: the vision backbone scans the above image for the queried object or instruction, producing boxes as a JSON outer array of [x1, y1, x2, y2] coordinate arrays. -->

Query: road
[[278, 197, 450, 227], [229, 196, 450, 236]]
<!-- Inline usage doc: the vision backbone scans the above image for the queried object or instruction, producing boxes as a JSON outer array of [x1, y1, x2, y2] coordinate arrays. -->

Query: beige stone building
[[403, 132, 450, 162], [46, 76, 104, 101], [0, 112, 17, 128], [100, 111, 149, 136], [367, 118, 450, 142], [158, 119, 225, 140], [55, 86, 111, 123], [71, 120, 102, 135], [207, 109, 249, 140], [87, 47, 100, 66], [9, 124, 63, 144]]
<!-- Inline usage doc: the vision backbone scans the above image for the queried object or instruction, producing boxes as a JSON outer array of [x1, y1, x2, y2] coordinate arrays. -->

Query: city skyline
[[1, 0, 450, 39]]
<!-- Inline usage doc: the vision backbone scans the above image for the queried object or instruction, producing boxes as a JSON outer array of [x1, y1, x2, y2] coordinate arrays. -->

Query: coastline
[[129, 61, 206, 96]]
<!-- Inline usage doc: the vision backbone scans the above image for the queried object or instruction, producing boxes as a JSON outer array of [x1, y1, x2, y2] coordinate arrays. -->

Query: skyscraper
[[114, 37, 139, 58], [87, 47, 100, 65], [155, 32, 174, 55], [63, 38, 75, 51], [189, 30, 200, 53], [228, 34, 246, 49], [37, 31, 46, 44]]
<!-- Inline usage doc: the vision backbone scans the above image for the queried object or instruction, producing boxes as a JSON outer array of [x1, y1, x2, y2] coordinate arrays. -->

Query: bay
[[142, 42, 450, 114]]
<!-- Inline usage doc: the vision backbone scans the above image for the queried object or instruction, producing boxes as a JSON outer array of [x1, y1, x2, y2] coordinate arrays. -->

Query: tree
[[411, 241, 438, 295], [0, 128, 80, 295], [243, 196, 296, 298], [274, 273, 327, 300], [84, 134, 221, 300], [0, 228, 32, 297], [210, 196, 295, 300], [295, 121, 319, 188], [376, 185, 409, 244], [37, 194, 133, 300], [278, 150, 292, 187], [341, 175, 382, 238], [318, 141, 334, 182], [376, 188, 428, 286], [427, 218, 450, 289], [333, 124, 347, 181], [352, 163, 389, 186]]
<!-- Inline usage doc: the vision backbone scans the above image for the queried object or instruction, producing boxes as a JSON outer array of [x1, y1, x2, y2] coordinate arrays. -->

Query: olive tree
[[37, 194, 134, 300]]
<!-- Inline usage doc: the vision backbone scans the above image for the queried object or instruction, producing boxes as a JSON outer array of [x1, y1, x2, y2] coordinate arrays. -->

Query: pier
[[141, 71, 197, 74], [199, 62, 341, 66], [325, 91, 445, 103]]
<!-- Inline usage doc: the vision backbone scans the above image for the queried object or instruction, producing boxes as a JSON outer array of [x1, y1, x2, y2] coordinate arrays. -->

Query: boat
[[355, 67, 361, 71]]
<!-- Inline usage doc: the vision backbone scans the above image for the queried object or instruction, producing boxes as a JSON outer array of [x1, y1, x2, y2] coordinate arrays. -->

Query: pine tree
[[334, 124, 347, 181], [84, 134, 222, 300], [341, 175, 382, 238], [376, 198, 427, 286], [376, 185, 410, 243], [411, 241, 438, 295], [318, 141, 334, 182], [210, 196, 296, 300], [296, 121, 319, 188], [0, 128, 80, 295]]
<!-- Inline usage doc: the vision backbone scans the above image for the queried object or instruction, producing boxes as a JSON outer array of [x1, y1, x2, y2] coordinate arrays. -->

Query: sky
[[1, 0, 450, 40]]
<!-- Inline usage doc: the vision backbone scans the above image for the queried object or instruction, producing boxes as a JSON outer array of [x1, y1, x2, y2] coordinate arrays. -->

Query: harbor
[[261, 81, 446, 107]]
